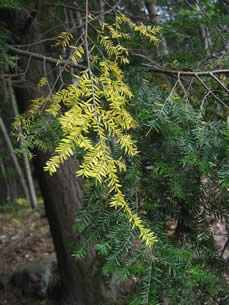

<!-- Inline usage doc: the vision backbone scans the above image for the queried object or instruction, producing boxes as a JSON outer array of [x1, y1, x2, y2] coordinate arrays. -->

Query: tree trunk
[[33, 153, 94, 304]]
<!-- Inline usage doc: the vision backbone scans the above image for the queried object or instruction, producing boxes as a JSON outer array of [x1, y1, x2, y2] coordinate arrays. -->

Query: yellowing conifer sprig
[[55, 31, 73, 47], [41, 13, 160, 246], [70, 45, 84, 64], [117, 12, 161, 45]]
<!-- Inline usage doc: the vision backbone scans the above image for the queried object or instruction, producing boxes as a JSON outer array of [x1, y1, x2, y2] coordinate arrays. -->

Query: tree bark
[[33, 153, 94, 304]]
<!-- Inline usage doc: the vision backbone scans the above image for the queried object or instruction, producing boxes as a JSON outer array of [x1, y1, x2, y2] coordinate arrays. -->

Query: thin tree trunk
[[0, 158, 11, 204], [145, 0, 169, 55], [99, 0, 105, 20], [199, 25, 212, 51], [0, 115, 31, 204], [8, 78, 38, 209], [195, 1, 212, 53]]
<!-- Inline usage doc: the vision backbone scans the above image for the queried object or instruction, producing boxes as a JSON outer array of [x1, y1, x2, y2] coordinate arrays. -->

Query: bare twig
[[7, 44, 86, 69], [12, 37, 58, 48], [178, 72, 190, 103], [210, 72, 229, 94], [132, 52, 162, 69], [143, 64, 229, 76], [43, 58, 53, 96], [195, 74, 229, 108], [221, 237, 229, 258], [144, 64, 229, 109], [145, 250, 154, 305]]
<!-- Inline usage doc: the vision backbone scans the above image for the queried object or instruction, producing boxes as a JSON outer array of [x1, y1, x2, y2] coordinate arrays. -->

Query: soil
[[0, 205, 57, 305], [1, 205, 228, 305]]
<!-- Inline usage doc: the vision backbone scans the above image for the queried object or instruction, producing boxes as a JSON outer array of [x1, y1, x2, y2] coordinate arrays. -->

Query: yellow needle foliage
[[36, 12, 160, 246]]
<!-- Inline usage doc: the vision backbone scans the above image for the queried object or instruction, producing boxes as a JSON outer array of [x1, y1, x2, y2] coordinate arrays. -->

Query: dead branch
[[144, 64, 229, 109], [7, 45, 86, 69], [143, 64, 229, 76], [195, 74, 229, 108]]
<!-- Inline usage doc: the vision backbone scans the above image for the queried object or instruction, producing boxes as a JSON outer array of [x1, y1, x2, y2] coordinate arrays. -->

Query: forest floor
[[0, 204, 57, 305], [1, 204, 228, 305]]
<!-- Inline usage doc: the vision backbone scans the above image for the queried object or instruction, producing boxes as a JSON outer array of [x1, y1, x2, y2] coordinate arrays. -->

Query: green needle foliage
[[0, 0, 24, 9], [14, 2, 229, 304], [72, 65, 229, 303]]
